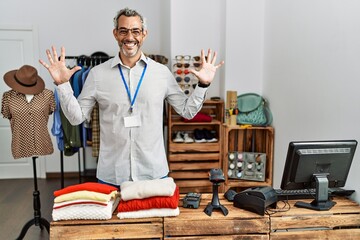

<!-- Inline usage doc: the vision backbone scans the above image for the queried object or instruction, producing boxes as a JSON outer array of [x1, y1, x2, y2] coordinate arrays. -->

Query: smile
[[123, 41, 138, 47]]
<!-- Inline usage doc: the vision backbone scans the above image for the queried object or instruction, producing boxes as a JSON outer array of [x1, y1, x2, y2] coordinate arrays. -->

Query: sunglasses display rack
[[172, 55, 204, 96]]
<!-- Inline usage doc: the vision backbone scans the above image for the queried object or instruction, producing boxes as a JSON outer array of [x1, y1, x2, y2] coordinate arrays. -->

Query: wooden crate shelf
[[164, 193, 270, 239], [270, 197, 360, 239], [167, 100, 224, 193], [222, 125, 274, 191], [169, 142, 220, 153], [50, 216, 163, 239], [50, 196, 360, 239]]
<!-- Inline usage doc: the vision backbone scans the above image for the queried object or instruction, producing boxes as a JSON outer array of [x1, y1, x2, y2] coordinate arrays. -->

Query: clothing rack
[[59, 53, 110, 188], [59, 150, 82, 188], [65, 55, 113, 67]]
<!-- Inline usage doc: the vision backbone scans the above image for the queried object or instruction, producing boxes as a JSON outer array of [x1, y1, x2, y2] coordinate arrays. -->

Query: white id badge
[[124, 114, 141, 128]]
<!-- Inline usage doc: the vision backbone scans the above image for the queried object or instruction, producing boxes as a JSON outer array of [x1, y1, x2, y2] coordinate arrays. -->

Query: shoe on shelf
[[203, 129, 218, 143], [194, 129, 206, 143], [183, 132, 194, 143], [173, 131, 184, 143]]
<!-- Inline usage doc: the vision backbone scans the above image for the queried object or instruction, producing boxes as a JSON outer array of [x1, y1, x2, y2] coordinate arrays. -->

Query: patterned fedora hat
[[3, 65, 45, 94]]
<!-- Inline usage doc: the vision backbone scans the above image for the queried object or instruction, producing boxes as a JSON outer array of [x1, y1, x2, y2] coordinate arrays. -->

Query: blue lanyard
[[118, 63, 147, 113]]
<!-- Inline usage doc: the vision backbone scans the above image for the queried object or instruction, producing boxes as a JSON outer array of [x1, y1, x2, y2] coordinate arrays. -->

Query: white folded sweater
[[120, 177, 176, 201]]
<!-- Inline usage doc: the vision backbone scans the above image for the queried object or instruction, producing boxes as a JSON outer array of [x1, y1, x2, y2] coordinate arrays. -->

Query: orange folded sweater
[[118, 186, 179, 212], [54, 182, 118, 197]]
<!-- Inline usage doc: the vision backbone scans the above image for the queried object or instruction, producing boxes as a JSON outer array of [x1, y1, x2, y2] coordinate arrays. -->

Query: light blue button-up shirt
[[57, 53, 207, 185]]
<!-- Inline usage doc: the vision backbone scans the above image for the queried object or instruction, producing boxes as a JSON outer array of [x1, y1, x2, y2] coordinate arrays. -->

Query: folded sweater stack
[[52, 182, 120, 221], [117, 177, 180, 219]]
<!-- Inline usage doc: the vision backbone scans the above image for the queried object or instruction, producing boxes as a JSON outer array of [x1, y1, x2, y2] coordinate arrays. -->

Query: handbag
[[236, 93, 272, 126]]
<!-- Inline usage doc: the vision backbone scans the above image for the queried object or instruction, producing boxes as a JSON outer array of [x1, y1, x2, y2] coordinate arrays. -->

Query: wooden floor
[[0, 177, 95, 240]]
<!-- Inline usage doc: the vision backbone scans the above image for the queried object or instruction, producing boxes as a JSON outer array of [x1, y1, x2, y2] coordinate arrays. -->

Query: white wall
[[263, 0, 360, 203], [170, 0, 225, 98], [1, 0, 359, 203], [224, 0, 265, 97]]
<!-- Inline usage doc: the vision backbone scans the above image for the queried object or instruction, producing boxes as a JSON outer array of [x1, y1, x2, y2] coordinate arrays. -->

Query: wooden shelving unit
[[222, 125, 274, 191], [167, 100, 224, 193]]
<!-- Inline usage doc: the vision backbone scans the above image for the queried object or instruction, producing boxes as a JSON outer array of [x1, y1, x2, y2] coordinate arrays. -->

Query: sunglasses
[[193, 56, 201, 61], [177, 83, 191, 95], [174, 69, 190, 75], [176, 76, 191, 83], [173, 63, 190, 68], [193, 62, 201, 68], [193, 56, 208, 61]]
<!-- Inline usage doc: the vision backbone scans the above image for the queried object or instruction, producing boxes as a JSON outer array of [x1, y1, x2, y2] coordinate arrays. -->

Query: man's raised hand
[[39, 46, 81, 85]]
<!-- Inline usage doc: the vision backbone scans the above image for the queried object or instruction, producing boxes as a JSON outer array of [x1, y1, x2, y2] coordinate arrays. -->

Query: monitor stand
[[295, 173, 336, 211]]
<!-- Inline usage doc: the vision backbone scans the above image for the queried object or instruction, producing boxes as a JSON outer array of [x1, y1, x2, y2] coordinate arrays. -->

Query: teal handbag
[[236, 93, 273, 126]]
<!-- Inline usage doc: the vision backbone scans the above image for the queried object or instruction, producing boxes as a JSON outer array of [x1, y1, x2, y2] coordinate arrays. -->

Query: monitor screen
[[280, 140, 357, 210]]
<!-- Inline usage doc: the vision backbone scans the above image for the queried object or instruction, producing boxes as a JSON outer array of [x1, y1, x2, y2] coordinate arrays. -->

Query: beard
[[119, 40, 141, 58]]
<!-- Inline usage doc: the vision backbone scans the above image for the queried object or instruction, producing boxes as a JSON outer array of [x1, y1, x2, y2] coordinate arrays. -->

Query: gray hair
[[113, 7, 147, 31]]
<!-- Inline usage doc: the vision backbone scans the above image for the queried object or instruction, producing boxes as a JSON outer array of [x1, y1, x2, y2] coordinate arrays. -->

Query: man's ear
[[113, 28, 118, 40], [142, 29, 148, 40]]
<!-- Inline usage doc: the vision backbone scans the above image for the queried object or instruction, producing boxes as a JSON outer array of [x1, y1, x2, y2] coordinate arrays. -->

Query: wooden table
[[50, 195, 360, 239], [164, 194, 269, 239], [269, 197, 360, 240], [50, 217, 163, 239]]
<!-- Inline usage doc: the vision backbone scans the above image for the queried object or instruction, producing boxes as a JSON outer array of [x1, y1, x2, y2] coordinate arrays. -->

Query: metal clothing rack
[[59, 53, 111, 188], [59, 150, 82, 188], [65, 55, 113, 67]]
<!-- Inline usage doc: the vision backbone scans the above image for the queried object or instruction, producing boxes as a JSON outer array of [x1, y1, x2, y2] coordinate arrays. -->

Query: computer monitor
[[281, 140, 357, 211]]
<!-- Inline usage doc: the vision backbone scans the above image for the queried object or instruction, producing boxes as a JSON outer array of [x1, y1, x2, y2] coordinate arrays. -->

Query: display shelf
[[222, 124, 274, 191], [167, 100, 224, 193]]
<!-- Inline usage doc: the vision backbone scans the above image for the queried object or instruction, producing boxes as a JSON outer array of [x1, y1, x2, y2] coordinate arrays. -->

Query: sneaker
[[194, 129, 206, 143], [203, 129, 218, 143], [183, 132, 194, 143], [173, 131, 184, 143]]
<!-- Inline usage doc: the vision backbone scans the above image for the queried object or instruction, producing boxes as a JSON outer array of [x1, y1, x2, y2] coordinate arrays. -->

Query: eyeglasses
[[117, 27, 143, 37], [175, 55, 191, 61]]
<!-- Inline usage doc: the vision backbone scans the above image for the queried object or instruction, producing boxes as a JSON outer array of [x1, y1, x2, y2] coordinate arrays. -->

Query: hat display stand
[[16, 156, 50, 240]]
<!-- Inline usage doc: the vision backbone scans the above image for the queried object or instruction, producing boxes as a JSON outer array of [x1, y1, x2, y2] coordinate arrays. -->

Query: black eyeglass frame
[[117, 27, 143, 37]]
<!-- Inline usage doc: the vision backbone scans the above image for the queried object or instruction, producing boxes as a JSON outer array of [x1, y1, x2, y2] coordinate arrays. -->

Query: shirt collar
[[111, 52, 148, 69]]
